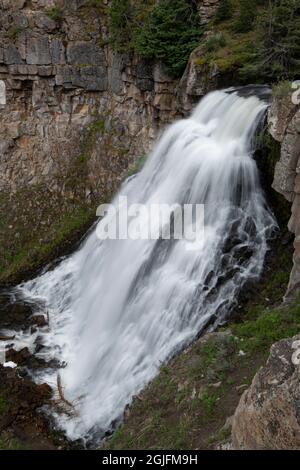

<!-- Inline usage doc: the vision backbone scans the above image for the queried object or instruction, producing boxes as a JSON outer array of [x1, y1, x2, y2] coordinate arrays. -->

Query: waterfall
[[17, 88, 276, 442]]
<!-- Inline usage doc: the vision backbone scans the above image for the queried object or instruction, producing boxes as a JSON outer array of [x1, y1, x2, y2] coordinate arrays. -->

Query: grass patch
[[0, 434, 26, 450], [46, 6, 63, 22], [233, 301, 300, 353], [127, 155, 147, 178], [0, 188, 96, 284]]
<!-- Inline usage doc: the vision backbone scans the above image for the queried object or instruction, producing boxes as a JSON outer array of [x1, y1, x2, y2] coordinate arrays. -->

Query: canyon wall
[[268, 97, 300, 299], [0, 0, 220, 197], [0, 1, 299, 296]]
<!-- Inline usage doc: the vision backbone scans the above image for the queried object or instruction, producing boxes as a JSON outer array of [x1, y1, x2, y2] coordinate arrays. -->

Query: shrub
[[233, 0, 257, 33], [205, 33, 226, 52], [108, 0, 134, 53], [241, 0, 300, 80], [134, 0, 203, 77], [214, 0, 234, 24], [46, 6, 63, 22]]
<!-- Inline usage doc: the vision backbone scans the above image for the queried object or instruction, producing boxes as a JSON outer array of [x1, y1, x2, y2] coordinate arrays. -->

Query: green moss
[[0, 434, 27, 450], [200, 391, 219, 415], [233, 301, 300, 353], [272, 80, 293, 98], [7, 25, 27, 39], [127, 155, 147, 178], [205, 33, 226, 53], [46, 6, 63, 22]]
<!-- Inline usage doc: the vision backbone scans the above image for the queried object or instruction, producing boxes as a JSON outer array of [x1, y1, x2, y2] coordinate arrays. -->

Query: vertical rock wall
[[0, 1, 219, 196], [269, 98, 300, 299]]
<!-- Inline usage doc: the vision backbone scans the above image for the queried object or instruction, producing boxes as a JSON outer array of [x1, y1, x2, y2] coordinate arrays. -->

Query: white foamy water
[[17, 89, 276, 442]]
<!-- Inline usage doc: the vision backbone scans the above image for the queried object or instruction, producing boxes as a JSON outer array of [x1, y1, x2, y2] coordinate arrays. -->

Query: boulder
[[232, 334, 300, 449]]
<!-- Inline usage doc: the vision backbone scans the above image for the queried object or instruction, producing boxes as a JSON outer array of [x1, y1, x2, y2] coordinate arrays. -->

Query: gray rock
[[110, 54, 127, 95], [50, 39, 66, 65], [8, 64, 38, 75], [66, 41, 106, 66], [26, 36, 51, 65], [37, 66, 54, 77], [232, 334, 300, 449], [14, 12, 29, 29], [135, 60, 154, 92], [34, 12, 57, 32], [1, 0, 26, 9], [55, 65, 107, 91], [4, 44, 23, 65]]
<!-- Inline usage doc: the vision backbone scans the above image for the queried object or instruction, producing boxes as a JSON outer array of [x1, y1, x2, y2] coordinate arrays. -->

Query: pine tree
[[253, 0, 300, 78], [234, 0, 257, 33], [134, 0, 202, 77], [214, 0, 234, 24], [109, 0, 134, 53]]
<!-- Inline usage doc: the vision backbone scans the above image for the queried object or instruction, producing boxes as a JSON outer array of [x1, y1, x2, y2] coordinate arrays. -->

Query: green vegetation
[[191, 0, 300, 84], [108, 0, 202, 77], [127, 155, 147, 177], [214, 0, 234, 24], [134, 0, 203, 77], [233, 0, 257, 33], [46, 6, 64, 22], [0, 189, 96, 284], [205, 33, 226, 53], [0, 434, 26, 450], [7, 25, 27, 40], [0, 113, 134, 285], [233, 302, 300, 352], [86, 0, 106, 9], [108, 0, 134, 53], [240, 0, 300, 80]]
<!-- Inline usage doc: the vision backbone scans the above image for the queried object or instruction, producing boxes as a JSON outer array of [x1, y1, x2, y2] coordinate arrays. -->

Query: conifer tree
[[253, 0, 300, 78], [234, 0, 257, 33], [214, 0, 234, 24]]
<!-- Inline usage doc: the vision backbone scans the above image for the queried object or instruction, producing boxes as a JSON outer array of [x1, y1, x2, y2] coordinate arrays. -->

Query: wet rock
[[30, 314, 48, 328], [6, 347, 31, 364]]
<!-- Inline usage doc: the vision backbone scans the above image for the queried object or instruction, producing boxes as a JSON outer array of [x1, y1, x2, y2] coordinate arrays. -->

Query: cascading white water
[[17, 89, 276, 442]]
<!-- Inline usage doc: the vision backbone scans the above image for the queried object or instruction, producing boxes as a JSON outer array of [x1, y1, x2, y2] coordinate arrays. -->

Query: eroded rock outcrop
[[232, 334, 300, 449], [268, 98, 300, 299], [0, 1, 219, 197]]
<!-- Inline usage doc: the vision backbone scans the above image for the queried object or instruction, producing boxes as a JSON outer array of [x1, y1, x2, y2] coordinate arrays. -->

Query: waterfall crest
[[18, 89, 276, 441]]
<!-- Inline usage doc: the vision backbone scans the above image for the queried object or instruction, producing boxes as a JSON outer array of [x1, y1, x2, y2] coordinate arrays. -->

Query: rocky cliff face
[[232, 334, 300, 449], [268, 97, 300, 299], [0, 0, 220, 197]]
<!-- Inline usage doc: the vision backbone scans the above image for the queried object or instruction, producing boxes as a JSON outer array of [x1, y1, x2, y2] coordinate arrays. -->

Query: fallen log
[[57, 373, 75, 409]]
